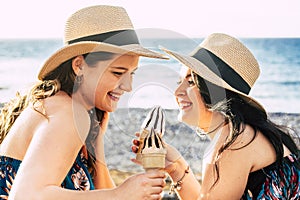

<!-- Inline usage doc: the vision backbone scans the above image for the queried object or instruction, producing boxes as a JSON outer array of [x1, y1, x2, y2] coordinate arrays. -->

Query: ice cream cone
[[136, 106, 166, 163], [142, 152, 166, 170], [136, 129, 149, 162], [141, 127, 166, 170]]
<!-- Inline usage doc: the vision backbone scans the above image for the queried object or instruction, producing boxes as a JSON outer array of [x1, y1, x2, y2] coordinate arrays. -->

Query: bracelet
[[169, 166, 190, 194]]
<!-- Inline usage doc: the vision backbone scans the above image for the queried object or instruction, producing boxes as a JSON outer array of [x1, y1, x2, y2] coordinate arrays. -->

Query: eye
[[112, 71, 124, 76], [130, 67, 138, 76], [188, 80, 195, 85], [130, 71, 136, 76], [187, 77, 195, 86]]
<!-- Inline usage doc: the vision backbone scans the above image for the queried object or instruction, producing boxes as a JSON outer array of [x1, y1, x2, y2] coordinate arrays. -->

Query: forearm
[[94, 135, 115, 189], [94, 160, 116, 189], [9, 184, 118, 200], [167, 157, 201, 200]]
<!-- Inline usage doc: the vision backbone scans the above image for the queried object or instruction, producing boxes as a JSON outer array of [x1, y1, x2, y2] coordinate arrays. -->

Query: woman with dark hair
[[0, 5, 167, 200], [133, 33, 300, 199]]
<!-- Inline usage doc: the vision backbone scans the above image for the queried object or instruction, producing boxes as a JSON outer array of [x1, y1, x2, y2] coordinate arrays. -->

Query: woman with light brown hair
[[0, 5, 167, 200]]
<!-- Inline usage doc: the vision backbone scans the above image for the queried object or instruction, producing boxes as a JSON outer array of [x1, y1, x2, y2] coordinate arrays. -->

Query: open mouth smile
[[108, 92, 121, 101]]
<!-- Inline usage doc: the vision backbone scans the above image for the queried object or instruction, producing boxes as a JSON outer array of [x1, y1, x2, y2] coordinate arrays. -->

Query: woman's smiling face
[[175, 66, 208, 126], [80, 54, 139, 112]]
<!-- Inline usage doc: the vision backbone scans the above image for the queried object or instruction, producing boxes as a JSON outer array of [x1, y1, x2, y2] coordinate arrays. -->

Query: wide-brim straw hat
[[161, 33, 266, 113], [38, 5, 167, 80]]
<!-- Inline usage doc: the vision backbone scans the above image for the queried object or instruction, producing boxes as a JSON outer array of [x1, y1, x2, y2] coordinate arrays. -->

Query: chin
[[96, 104, 116, 112], [105, 106, 116, 112]]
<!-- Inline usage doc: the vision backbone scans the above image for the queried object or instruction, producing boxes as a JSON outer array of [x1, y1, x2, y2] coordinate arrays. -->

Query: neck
[[198, 112, 228, 139], [72, 91, 94, 111]]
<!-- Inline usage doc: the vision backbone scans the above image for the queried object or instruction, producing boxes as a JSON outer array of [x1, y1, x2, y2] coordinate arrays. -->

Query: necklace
[[196, 118, 229, 137]]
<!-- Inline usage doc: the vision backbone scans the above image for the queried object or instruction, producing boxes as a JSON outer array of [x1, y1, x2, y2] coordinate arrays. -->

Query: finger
[[152, 178, 166, 187], [146, 170, 166, 178], [149, 194, 163, 200], [131, 145, 138, 153], [151, 195, 163, 200], [149, 188, 164, 200], [130, 158, 142, 165], [133, 139, 140, 146]]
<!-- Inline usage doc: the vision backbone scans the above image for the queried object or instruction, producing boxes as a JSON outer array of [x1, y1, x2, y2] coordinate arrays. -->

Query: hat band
[[68, 29, 140, 46], [192, 48, 251, 94]]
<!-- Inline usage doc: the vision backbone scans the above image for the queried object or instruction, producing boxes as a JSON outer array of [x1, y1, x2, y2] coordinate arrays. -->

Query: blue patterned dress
[[0, 150, 94, 199], [242, 154, 300, 200]]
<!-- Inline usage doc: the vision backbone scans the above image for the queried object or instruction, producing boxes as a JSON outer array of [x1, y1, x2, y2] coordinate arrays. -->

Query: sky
[[1, 0, 300, 39]]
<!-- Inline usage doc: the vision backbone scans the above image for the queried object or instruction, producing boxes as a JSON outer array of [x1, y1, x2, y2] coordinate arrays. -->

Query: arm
[[164, 144, 201, 200], [9, 100, 165, 200], [198, 126, 259, 200], [198, 148, 252, 200], [131, 135, 201, 199], [93, 135, 116, 189], [8, 101, 92, 199], [93, 111, 115, 189], [164, 144, 252, 200]]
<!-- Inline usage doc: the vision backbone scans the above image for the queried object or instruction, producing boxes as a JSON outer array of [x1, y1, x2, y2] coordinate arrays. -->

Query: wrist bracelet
[[169, 166, 189, 194]]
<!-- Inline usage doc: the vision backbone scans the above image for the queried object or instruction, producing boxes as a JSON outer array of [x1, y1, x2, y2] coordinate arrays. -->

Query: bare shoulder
[[229, 125, 277, 172], [200, 125, 258, 198], [42, 91, 74, 115], [229, 125, 257, 150], [40, 92, 91, 143]]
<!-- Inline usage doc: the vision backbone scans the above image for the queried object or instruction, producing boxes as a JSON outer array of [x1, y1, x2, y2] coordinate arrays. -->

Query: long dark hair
[[193, 72, 300, 188], [0, 51, 115, 179]]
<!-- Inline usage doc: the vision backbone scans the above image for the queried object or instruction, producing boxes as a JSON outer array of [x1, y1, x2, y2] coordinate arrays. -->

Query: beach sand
[[105, 108, 300, 199]]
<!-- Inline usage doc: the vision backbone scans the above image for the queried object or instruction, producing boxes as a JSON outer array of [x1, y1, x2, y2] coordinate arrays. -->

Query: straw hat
[[161, 33, 266, 113], [38, 5, 167, 80]]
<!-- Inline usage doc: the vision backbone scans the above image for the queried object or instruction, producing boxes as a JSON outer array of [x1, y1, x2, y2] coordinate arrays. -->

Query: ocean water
[[0, 38, 299, 113]]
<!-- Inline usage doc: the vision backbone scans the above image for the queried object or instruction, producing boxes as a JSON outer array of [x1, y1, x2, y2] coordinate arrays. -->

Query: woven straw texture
[[38, 5, 167, 80], [161, 33, 266, 112]]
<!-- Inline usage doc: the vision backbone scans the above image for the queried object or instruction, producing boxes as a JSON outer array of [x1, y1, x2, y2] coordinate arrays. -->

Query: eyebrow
[[185, 74, 192, 79], [110, 66, 138, 72], [110, 66, 128, 70]]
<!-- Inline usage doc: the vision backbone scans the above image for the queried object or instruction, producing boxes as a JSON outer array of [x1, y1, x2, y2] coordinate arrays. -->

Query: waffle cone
[[135, 129, 149, 162], [142, 153, 166, 169]]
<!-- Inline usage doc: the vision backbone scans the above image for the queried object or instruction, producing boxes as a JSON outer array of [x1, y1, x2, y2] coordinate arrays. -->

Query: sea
[[0, 37, 300, 113]]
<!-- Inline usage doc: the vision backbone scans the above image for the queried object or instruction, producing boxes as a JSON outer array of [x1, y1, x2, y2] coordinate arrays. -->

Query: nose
[[175, 82, 186, 97], [119, 74, 132, 92]]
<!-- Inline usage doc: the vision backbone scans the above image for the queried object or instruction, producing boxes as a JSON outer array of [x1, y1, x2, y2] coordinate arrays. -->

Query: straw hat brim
[[38, 41, 168, 80], [161, 47, 266, 113]]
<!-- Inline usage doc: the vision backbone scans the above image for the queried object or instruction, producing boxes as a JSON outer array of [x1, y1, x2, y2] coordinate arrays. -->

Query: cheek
[[187, 87, 202, 107], [95, 81, 109, 98], [84, 73, 102, 93], [187, 88, 204, 119]]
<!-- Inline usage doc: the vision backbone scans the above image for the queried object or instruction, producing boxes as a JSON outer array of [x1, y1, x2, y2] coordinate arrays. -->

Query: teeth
[[179, 102, 192, 108], [109, 92, 120, 99]]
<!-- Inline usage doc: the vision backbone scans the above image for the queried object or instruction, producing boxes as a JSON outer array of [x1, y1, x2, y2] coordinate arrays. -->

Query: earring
[[75, 75, 83, 85]]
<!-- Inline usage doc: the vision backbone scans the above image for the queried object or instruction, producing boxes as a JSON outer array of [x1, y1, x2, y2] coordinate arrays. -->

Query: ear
[[72, 55, 85, 76]]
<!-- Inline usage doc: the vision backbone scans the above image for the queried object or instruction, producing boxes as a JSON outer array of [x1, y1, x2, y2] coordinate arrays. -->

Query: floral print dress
[[0, 150, 94, 199], [242, 153, 300, 200]]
